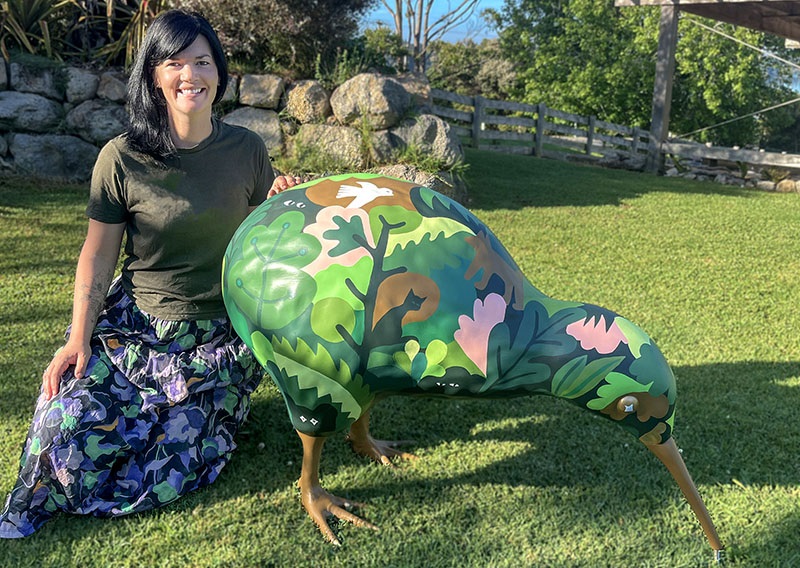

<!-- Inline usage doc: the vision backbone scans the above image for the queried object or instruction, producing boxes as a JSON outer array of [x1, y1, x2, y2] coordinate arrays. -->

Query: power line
[[685, 16, 800, 73], [675, 16, 800, 139], [676, 96, 800, 138]]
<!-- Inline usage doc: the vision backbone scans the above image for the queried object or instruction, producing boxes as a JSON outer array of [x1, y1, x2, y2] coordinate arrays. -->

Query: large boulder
[[285, 80, 330, 124], [374, 164, 470, 206], [294, 123, 366, 170], [9, 133, 99, 180], [239, 74, 285, 109], [66, 100, 128, 144], [776, 179, 798, 193], [9, 62, 64, 100], [367, 114, 464, 169], [65, 66, 100, 104], [390, 114, 464, 169], [97, 71, 127, 103], [330, 73, 411, 130], [0, 92, 64, 132], [223, 106, 283, 155], [221, 75, 239, 103], [394, 72, 433, 111]]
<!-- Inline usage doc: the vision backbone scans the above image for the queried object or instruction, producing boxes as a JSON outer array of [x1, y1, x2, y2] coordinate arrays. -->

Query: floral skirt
[[0, 280, 261, 538]]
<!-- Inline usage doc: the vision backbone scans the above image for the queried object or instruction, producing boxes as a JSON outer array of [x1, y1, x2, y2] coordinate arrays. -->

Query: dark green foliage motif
[[223, 174, 677, 445]]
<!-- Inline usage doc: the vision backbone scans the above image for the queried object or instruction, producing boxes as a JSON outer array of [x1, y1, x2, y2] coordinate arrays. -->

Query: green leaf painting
[[227, 211, 321, 331], [587, 372, 653, 411], [551, 355, 625, 399]]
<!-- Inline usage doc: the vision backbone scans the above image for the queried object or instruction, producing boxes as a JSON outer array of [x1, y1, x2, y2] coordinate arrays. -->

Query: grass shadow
[[462, 148, 757, 210], [1, 359, 796, 564]]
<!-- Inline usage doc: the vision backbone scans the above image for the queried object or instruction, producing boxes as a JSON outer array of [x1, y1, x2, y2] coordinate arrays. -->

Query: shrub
[[1, 0, 164, 66], [171, 0, 374, 77]]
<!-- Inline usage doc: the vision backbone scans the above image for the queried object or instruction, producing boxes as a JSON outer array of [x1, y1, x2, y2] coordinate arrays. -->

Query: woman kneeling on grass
[[0, 9, 301, 537]]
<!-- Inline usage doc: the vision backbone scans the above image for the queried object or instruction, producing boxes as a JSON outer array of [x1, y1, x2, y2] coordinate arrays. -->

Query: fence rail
[[430, 88, 648, 162], [429, 88, 800, 171]]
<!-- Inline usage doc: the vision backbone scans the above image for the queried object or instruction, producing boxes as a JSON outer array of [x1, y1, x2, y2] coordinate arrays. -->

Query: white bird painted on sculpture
[[336, 181, 394, 208]]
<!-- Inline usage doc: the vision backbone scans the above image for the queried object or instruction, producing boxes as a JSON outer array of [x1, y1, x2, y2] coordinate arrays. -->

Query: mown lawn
[[1, 149, 799, 567]]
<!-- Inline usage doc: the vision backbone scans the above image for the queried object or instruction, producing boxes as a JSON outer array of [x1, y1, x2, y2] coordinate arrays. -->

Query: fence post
[[631, 127, 640, 155], [586, 115, 596, 156], [472, 95, 484, 149], [535, 103, 546, 157]]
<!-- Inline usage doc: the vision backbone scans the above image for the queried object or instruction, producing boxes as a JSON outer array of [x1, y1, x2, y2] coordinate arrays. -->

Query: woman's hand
[[268, 175, 308, 198], [42, 339, 90, 399], [42, 220, 124, 400]]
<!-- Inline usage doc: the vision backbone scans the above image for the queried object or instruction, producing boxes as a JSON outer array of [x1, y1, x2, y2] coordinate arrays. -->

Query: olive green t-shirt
[[87, 119, 274, 320]]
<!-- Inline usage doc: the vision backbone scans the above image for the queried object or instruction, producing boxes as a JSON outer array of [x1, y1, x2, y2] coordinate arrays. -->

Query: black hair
[[125, 9, 228, 160]]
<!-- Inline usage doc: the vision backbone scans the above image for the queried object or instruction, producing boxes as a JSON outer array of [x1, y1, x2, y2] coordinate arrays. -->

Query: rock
[[66, 100, 128, 144], [755, 180, 776, 192], [221, 75, 239, 103], [294, 123, 365, 170], [390, 114, 464, 169], [0, 155, 13, 172], [776, 179, 798, 193], [65, 67, 100, 103], [394, 72, 432, 111], [374, 164, 470, 205], [0, 91, 64, 132], [368, 129, 402, 164], [239, 74, 285, 109], [0, 134, 7, 155], [0, 61, 7, 90], [280, 119, 299, 137], [223, 107, 283, 155], [97, 71, 127, 102], [9, 133, 99, 180], [285, 80, 331, 123], [330, 73, 411, 130], [9, 62, 64, 100]]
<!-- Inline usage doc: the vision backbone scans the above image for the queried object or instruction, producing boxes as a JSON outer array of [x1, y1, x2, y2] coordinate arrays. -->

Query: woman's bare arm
[[42, 220, 125, 398]]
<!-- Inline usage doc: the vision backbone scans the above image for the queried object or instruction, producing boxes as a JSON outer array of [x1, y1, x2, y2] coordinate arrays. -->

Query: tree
[[172, 0, 377, 77], [487, 0, 799, 148], [426, 38, 517, 99], [378, 0, 480, 72]]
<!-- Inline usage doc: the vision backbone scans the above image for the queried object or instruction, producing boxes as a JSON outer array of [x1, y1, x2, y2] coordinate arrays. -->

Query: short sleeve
[[86, 139, 128, 223], [249, 133, 274, 207]]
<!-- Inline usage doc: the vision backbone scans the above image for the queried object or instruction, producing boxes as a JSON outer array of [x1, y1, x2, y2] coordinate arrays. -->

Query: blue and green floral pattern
[[0, 280, 260, 538]]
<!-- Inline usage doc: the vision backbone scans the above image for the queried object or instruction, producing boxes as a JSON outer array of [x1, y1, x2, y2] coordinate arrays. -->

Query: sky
[[362, 0, 505, 43]]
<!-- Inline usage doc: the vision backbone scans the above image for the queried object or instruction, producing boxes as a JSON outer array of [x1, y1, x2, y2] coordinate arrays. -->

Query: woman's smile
[[155, 35, 218, 119]]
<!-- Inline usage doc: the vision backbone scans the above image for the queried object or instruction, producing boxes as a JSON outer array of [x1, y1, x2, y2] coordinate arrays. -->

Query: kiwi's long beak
[[646, 438, 724, 562]]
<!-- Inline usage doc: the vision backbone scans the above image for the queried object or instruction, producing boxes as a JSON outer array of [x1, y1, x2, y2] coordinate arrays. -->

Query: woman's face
[[154, 35, 219, 122]]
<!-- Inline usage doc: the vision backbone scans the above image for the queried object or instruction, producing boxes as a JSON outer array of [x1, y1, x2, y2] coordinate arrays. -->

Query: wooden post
[[472, 95, 484, 149], [535, 103, 546, 157], [646, 6, 679, 173], [631, 126, 641, 156], [586, 115, 596, 156]]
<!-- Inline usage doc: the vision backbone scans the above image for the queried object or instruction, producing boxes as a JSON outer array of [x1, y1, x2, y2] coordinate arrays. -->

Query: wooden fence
[[429, 88, 800, 171], [430, 88, 649, 161]]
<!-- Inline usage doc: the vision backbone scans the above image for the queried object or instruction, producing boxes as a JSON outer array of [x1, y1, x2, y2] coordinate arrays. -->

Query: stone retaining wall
[[0, 58, 467, 201]]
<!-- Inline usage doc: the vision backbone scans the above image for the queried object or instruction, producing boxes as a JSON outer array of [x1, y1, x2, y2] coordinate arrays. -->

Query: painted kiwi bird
[[222, 174, 723, 559]]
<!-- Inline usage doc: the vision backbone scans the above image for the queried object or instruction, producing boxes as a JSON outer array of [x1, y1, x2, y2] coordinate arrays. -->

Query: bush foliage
[[171, 0, 376, 77], [1, 0, 166, 66]]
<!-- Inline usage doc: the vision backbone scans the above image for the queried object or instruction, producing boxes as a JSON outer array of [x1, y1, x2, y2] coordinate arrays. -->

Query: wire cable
[[676, 16, 800, 139]]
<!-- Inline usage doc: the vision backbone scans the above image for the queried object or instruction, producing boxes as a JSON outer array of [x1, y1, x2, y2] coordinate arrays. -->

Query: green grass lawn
[[1, 150, 799, 567]]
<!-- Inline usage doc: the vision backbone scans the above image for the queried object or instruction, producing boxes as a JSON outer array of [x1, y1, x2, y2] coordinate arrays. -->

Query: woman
[[0, 9, 299, 537]]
